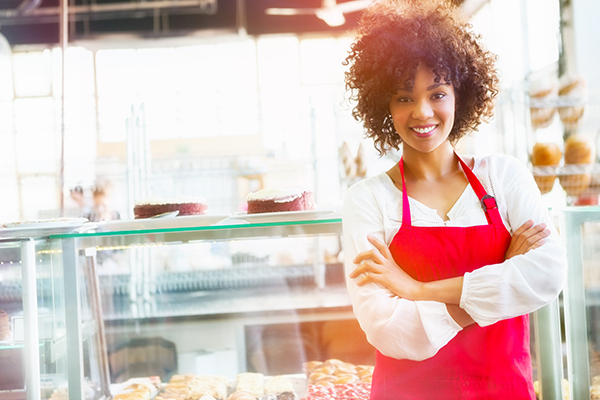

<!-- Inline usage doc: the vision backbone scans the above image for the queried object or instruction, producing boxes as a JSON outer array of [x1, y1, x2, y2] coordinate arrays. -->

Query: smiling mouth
[[411, 125, 437, 135]]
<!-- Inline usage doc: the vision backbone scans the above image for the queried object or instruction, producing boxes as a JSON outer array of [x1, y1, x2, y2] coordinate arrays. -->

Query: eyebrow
[[396, 82, 449, 93]]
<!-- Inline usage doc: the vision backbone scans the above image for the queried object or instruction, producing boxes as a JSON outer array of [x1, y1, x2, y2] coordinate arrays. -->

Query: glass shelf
[[50, 218, 343, 250]]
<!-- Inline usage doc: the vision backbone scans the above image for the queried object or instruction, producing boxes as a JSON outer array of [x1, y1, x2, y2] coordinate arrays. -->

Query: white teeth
[[413, 126, 436, 134]]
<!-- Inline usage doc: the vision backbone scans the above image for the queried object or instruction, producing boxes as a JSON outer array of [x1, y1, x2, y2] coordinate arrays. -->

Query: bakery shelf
[[49, 217, 342, 249]]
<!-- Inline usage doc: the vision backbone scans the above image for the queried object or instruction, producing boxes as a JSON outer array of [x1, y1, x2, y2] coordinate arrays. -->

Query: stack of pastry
[[559, 134, 596, 197], [304, 359, 374, 387], [112, 377, 161, 400], [157, 374, 228, 400], [558, 73, 586, 130], [531, 142, 562, 194], [233, 373, 264, 398], [529, 76, 558, 129]]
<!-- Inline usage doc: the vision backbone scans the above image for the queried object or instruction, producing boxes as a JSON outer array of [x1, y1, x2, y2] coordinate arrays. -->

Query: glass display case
[[561, 206, 600, 400], [41, 213, 376, 399], [0, 233, 110, 400]]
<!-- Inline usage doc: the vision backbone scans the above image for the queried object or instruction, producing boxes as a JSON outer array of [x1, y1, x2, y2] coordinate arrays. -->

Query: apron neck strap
[[399, 152, 502, 226], [399, 158, 411, 227]]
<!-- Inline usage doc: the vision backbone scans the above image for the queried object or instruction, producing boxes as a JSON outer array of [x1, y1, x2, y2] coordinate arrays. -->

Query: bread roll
[[531, 142, 562, 194], [559, 134, 596, 196], [529, 76, 558, 129], [558, 73, 586, 130]]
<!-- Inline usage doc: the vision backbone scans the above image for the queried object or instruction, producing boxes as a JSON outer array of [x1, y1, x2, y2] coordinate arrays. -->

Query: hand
[[505, 220, 550, 260], [350, 234, 423, 300]]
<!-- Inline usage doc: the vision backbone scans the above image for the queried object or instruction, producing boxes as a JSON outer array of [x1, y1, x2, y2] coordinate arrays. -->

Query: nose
[[412, 99, 434, 120]]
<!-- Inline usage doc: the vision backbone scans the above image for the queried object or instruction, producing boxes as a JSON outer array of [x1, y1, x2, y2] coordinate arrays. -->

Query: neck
[[401, 142, 458, 181]]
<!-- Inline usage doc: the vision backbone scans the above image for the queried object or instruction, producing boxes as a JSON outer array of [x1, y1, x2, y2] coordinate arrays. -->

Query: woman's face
[[388, 64, 456, 156]]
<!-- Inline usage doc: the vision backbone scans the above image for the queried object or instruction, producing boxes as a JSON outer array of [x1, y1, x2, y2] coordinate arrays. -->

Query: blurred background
[[0, 0, 597, 221]]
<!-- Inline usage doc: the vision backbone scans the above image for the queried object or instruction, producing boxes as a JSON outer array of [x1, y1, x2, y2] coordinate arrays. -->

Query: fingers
[[507, 220, 552, 259], [513, 219, 535, 237], [352, 234, 387, 265], [519, 226, 550, 251], [349, 260, 377, 279], [367, 234, 393, 258]]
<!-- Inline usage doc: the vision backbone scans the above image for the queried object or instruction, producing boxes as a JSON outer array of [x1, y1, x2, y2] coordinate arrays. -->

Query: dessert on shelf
[[246, 188, 315, 214], [134, 197, 208, 219]]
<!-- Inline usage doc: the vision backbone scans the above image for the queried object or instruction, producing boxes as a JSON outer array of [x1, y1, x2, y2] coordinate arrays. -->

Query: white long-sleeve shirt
[[342, 153, 567, 361]]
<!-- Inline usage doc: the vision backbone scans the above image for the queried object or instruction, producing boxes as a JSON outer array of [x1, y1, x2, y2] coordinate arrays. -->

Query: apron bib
[[369, 155, 535, 400]]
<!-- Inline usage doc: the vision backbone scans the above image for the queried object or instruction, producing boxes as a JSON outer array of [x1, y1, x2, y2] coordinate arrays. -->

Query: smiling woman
[[341, 1, 567, 399]]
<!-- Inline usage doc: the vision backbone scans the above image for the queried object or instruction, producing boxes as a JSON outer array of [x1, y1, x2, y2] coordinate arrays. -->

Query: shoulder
[[474, 153, 538, 200], [344, 172, 391, 209]]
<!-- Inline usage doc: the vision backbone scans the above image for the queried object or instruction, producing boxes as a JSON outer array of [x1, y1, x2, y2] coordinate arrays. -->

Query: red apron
[[369, 155, 535, 400]]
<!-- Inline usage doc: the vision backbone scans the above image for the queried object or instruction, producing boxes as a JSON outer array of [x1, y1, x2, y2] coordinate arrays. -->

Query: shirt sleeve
[[459, 155, 568, 326], [343, 179, 463, 361]]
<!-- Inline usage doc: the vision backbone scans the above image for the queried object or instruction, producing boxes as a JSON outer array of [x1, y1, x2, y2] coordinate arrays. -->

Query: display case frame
[[561, 206, 600, 400]]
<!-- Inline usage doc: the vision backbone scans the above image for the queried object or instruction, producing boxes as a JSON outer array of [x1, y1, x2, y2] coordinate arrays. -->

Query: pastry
[[339, 142, 357, 179], [235, 372, 264, 398], [134, 197, 208, 219], [558, 73, 586, 130], [246, 187, 315, 214], [264, 375, 294, 395], [227, 390, 256, 400], [531, 142, 562, 194], [559, 134, 596, 197], [529, 76, 558, 129]]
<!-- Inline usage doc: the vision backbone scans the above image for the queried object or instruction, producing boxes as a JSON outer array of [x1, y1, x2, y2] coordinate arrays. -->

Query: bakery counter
[[36, 216, 370, 397]]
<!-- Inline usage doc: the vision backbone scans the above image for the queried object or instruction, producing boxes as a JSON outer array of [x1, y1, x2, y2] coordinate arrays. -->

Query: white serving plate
[[0, 218, 88, 238], [84, 214, 230, 233], [227, 209, 336, 224]]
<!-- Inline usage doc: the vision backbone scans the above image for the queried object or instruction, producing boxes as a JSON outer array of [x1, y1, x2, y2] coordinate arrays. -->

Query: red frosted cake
[[246, 188, 315, 214], [134, 197, 208, 219], [0, 310, 10, 341]]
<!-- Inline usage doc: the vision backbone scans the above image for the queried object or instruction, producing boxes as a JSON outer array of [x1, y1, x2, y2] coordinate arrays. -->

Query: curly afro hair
[[344, 0, 499, 155]]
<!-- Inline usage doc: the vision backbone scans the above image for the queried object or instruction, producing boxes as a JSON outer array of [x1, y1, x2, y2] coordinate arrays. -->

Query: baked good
[[0, 310, 11, 341], [305, 359, 374, 387], [558, 73, 586, 130], [531, 142, 562, 194], [559, 134, 596, 197], [227, 390, 256, 400], [339, 142, 357, 179], [235, 372, 264, 398], [529, 76, 558, 129], [264, 376, 294, 395], [133, 197, 208, 219], [246, 188, 315, 214], [190, 375, 229, 400], [530, 107, 556, 129], [112, 377, 159, 400], [276, 392, 298, 400], [307, 382, 371, 400], [355, 142, 368, 178]]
